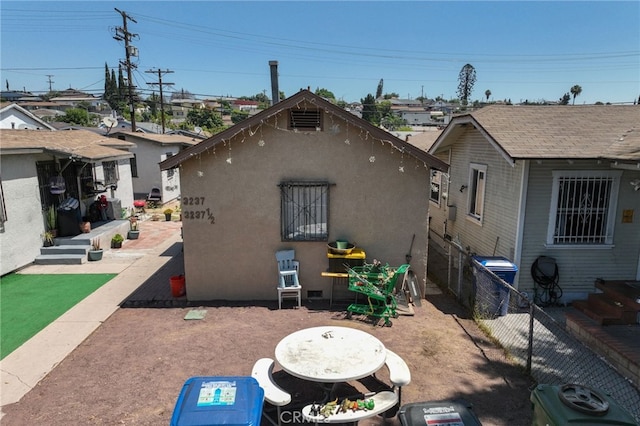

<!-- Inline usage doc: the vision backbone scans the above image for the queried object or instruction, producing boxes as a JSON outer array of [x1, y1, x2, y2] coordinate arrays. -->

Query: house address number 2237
[[182, 197, 215, 224]]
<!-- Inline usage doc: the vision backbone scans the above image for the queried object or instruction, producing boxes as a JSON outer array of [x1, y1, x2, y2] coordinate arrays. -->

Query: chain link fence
[[427, 229, 640, 422]]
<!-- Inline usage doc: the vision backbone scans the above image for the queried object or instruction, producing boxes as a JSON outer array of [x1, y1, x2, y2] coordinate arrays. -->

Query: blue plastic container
[[472, 256, 518, 317], [170, 376, 264, 426]]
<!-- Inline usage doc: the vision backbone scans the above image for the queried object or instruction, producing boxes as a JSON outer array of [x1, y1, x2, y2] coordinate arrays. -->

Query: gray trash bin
[[472, 256, 518, 317], [398, 400, 482, 426]]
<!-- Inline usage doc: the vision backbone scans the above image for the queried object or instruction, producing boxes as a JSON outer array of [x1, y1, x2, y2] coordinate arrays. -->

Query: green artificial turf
[[0, 273, 116, 359]]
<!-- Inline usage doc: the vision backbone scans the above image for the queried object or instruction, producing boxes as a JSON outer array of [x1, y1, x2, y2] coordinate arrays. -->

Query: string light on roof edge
[[344, 122, 350, 145], [258, 123, 265, 147]]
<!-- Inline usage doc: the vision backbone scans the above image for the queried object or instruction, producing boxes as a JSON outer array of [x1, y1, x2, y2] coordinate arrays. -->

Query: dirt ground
[[1, 289, 536, 426]]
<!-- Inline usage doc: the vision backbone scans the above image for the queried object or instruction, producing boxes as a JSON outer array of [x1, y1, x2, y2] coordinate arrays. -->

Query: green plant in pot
[[88, 237, 103, 261], [111, 233, 124, 248], [128, 219, 140, 239], [41, 231, 55, 247], [163, 208, 173, 221], [45, 205, 57, 237]]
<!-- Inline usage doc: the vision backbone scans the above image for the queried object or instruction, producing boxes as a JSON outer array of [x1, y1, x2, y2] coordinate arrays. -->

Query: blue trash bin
[[472, 256, 518, 317], [170, 376, 264, 426]]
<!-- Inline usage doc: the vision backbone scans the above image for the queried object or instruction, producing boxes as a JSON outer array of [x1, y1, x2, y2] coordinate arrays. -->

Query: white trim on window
[[546, 170, 621, 247], [467, 163, 487, 223], [429, 170, 442, 205]]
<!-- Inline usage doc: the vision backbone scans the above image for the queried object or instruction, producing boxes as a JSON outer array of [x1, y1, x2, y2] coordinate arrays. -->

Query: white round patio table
[[274, 326, 387, 383]]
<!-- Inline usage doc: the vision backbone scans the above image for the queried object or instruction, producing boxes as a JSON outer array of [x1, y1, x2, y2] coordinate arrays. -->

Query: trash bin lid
[[472, 256, 518, 272], [398, 400, 482, 426], [170, 376, 264, 426]]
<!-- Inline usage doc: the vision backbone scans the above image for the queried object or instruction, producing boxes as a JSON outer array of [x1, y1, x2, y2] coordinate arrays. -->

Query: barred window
[[280, 181, 329, 241], [547, 171, 621, 245], [102, 161, 118, 186]]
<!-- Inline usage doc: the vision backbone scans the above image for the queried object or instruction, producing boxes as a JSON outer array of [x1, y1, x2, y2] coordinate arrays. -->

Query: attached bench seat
[[385, 349, 411, 403], [251, 358, 291, 426], [301, 390, 398, 424]]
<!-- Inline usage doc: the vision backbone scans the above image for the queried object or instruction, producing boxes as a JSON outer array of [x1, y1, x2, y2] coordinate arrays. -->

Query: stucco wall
[[0, 154, 46, 275], [180, 112, 432, 301], [130, 140, 180, 203]]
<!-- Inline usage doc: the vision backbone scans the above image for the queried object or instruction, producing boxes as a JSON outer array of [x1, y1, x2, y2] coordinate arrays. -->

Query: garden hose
[[530, 256, 563, 306]]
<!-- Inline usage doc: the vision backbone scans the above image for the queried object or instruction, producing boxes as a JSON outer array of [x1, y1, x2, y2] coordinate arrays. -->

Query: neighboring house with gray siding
[[427, 105, 640, 304], [160, 90, 448, 302]]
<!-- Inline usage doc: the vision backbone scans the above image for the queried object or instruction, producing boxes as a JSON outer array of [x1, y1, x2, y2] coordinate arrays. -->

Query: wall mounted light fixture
[[459, 185, 467, 192]]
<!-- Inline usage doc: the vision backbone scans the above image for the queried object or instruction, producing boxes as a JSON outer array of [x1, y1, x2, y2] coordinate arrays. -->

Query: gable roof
[[109, 131, 201, 147], [160, 90, 448, 171], [430, 105, 640, 164], [0, 129, 133, 162], [0, 103, 57, 130]]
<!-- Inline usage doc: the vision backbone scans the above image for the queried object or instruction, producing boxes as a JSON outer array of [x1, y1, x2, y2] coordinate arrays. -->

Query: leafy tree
[[376, 79, 384, 99], [360, 94, 377, 124], [118, 65, 127, 104], [61, 108, 90, 126], [570, 85, 582, 105], [145, 92, 160, 117], [559, 93, 571, 105], [485, 89, 491, 101], [231, 109, 249, 124], [186, 108, 224, 133], [383, 93, 399, 99], [315, 88, 335, 100], [457, 64, 477, 106], [172, 89, 194, 100]]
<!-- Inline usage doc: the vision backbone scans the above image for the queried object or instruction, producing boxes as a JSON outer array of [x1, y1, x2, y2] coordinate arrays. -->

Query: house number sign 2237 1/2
[[182, 197, 215, 224]]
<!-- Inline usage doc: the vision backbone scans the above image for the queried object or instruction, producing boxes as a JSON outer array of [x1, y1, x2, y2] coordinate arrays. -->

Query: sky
[[1, 1, 639, 105]]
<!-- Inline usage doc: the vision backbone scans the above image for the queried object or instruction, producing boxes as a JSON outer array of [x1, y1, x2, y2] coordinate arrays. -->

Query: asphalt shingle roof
[[0, 129, 133, 161], [464, 105, 640, 161]]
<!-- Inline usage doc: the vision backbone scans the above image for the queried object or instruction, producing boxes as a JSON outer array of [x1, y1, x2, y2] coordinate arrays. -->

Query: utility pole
[[113, 8, 138, 132], [146, 69, 174, 134], [46, 75, 54, 92]]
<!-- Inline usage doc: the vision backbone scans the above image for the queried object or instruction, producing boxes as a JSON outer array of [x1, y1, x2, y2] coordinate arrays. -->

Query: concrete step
[[40, 245, 90, 255], [595, 280, 640, 310], [573, 299, 634, 325], [34, 254, 87, 265], [53, 237, 92, 246]]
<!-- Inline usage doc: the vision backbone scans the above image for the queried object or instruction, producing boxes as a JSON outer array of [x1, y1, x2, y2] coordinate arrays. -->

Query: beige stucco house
[[160, 90, 447, 302], [427, 105, 640, 304]]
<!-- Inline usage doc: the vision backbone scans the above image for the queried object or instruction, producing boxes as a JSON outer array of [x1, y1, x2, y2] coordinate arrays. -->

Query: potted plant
[[163, 208, 173, 221], [128, 219, 140, 239], [79, 216, 91, 233], [88, 237, 103, 261], [111, 233, 124, 249], [41, 230, 55, 247], [45, 205, 58, 237]]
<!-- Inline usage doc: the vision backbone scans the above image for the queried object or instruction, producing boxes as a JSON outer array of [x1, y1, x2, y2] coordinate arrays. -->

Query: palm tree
[[570, 85, 582, 105], [485, 90, 491, 102]]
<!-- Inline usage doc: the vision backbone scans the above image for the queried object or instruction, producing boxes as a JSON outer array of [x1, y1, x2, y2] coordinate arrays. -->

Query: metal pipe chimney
[[269, 60, 279, 105]]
